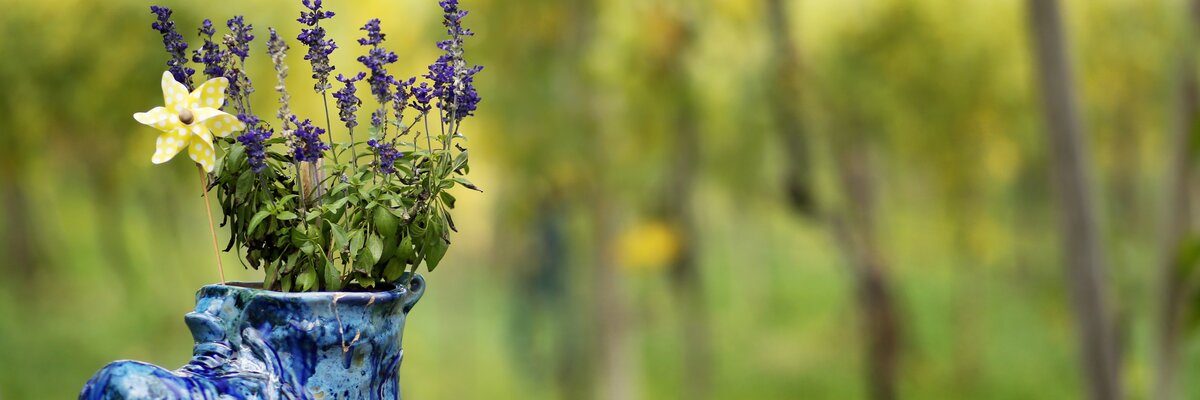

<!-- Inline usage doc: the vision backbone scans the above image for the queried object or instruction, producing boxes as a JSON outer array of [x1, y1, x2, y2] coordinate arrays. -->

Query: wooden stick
[[198, 165, 226, 284]]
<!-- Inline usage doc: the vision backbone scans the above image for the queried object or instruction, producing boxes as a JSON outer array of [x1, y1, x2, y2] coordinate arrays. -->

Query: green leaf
[[353, 247, 374, 274], [358, 275, 376, 289], [439, 191, 457, 209], [236, 170, 254, 194], [328, 221, 349, 249], [247, 210, 271, 236], [276, 211, 299, 221], [423, 222, 448, 271], [451, 150, 469, 173], [374, 206, 398, 237], [276, 194, 299, 206], [386, 206, 409, 220], [367, 234, 384, 264], [324, 257, 343, 292], [327, 195, 351, 211], [283, 253, 300, 275], [296, 266, 317, 292], [349, 231, 365, 253], [379, 231, 399, 266], [444, 209, 457, 232], [452, 177, 482, 192], [264, 261, 278, 291], [226, 143, 246, 169], [290, 228, 308, 249], [398, 235, 415, 264], [384, 258, 405, 282]]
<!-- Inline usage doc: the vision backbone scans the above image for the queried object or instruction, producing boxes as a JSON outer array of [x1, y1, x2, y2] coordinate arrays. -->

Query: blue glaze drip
[[80, 275, 425, 399]]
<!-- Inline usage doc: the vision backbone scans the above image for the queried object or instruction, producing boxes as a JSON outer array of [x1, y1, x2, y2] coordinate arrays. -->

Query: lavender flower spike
[[150, 6, 195, 90], [425, 0, 483, 122], [297, 0, 338, 93], [223, 16, 256, 114], [357, 19, 398, 104], [192, 20, 225, 80], [392, 77, 416, 132], [236, 114, 273, 173], [332, 72, 366, 129], [368, 139, 402, 175], [289, 116, 330, 163], [225, 16, 255, 61], [267, 28, 295, 139]]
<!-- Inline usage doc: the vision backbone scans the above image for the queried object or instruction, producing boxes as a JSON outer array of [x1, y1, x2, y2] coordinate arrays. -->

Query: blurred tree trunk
[[829, 131, 901, 400], [1026, 1, 1122, 399], [2, 181, 38, 284], [1155, 1, 1200, 399], [766, 1, 901, 399], [653, 13, 711, 400], [765, 0, 815, 216], [565, 0, 636, 398]]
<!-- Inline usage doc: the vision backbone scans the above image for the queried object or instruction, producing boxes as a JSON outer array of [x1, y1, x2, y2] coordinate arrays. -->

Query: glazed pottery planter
[[80, 275, 425, 400]]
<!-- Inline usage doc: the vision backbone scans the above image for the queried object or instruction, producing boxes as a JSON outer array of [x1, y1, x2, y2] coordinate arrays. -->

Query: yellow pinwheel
[[134, 71, 246, 172]]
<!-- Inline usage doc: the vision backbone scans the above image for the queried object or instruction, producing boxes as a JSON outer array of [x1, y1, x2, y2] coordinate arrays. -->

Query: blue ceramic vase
[[79, 275, 425, 400]]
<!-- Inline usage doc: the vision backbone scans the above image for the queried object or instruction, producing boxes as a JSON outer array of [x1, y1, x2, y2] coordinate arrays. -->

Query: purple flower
[[297, 0, 337, 93], [192, 20, 225, 80], [288, 115, 330, 163], [411, 82, 433, 113], [371, 109, 385, 129], [225, 16, 254, 61], [150, 6, 195, 90], [332, 72, 366, 129], [357, 19, 397, 104], [236, 114, 273, 173], [222, 16, 256, 111], [357, 18, 386, 46], [392, 77, 415, 126], [424, 0, 483, 122], [368, 139, 402, 175]]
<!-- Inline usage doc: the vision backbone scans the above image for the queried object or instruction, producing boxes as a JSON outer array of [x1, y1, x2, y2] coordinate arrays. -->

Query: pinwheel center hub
[[179, 108, 195, 125]]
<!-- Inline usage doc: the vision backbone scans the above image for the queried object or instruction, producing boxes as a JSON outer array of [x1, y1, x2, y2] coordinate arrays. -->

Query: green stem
[[321, 91, 338, 164], [349, 127, 360, 169]]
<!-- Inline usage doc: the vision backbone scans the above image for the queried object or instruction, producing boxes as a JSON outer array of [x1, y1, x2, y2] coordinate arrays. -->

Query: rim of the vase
[[205, 281, 410, 300]]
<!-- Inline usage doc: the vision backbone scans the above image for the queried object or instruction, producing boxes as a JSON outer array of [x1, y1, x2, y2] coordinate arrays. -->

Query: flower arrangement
[[135, 1, 483, 292]]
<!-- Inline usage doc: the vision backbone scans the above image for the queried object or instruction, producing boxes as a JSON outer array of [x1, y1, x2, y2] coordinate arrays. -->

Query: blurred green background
[[1, 0, 1197, 398]]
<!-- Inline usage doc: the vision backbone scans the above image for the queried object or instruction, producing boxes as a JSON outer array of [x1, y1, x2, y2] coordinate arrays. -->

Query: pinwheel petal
[[191, 78, 230, 110], [134, 107, 177, 132], [193, 107, 244, 138], [162, 72, 192, 114], [151, 127, 189, 164], [188, 135, 218, 172]]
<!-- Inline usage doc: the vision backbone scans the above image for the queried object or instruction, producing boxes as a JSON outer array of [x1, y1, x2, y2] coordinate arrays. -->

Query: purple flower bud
[[192, 20, 226, 80], [332, 72, 366, 129], [288, 115, 330, 163], [236, 114, 273, 173], [357, 19, 398, 104], [150, 6, 195, 90], [424, 0, 482, 122], [368, 139, 402, 175], [297, 0, 337, 93]]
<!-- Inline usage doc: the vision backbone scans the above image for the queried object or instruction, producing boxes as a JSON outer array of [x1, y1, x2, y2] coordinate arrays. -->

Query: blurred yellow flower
[[618, 220, 681, 272], [133, 72, 245, 172]]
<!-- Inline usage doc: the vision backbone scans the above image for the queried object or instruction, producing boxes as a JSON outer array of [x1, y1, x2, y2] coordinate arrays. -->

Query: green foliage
[[212, 120, 474, 292]]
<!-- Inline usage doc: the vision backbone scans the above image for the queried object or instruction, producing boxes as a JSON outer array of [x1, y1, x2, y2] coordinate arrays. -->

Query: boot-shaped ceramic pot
[[80, 275, 425, 400]]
